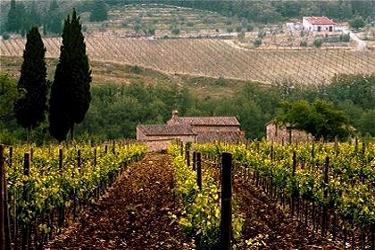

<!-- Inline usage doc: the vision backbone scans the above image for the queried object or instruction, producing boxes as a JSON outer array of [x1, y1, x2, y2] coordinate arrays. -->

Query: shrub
[[340, 33, 350, 42], [171, 27, 180, 35], [226, 27, 233, 33], [254, 38, 262, 47], [2, 32, 10, 40], [300, 40, 308, 47], [313, 38, 323, 48]]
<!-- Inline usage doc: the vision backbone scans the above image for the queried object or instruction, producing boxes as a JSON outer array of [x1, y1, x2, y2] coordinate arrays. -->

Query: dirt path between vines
[[233, 171, 343, 249], [46, 153, 194, 250]]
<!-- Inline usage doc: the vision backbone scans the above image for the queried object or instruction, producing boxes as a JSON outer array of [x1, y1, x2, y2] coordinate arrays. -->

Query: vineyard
[[0, 142, 147, 249], [192, 141, 375, 249], [1, 37, 374, 85], [1, 140, 374, 249]]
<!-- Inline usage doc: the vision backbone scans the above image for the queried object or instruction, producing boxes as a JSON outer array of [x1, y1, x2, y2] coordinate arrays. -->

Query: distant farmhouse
[[303, 16, 336, 32], [137, 111, 245, 151], [266, 121, 314, 144]]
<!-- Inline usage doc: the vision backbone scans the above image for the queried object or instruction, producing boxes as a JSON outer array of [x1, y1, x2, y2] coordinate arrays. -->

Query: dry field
[[1, 37, 374, 85]]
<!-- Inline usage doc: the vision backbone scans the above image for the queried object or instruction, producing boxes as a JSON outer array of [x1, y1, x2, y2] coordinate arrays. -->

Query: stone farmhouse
[[303, 16, 336, 32], [137, 111, 245, 151], [266, 121, 314, 144]]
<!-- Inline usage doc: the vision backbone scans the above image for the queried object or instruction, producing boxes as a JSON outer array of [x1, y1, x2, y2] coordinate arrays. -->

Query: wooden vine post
[[58, 148, 64, 227], [291, 151, 297, 216], [196, 152, 202, 190], [322, 156, 329, 236], [0, 144, 6, 250], [220, 152, 232, 250], [185, 150, 190, 168]]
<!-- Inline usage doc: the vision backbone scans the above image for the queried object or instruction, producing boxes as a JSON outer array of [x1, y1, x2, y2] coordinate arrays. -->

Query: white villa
[[303, 16, 336, 32]]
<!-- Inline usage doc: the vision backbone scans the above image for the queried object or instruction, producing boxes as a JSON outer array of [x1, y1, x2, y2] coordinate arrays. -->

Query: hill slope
[[1, 37, 374, 85]]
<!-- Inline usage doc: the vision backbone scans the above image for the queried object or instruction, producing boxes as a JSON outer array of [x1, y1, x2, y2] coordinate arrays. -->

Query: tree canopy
[[277, 100, 352, 141]]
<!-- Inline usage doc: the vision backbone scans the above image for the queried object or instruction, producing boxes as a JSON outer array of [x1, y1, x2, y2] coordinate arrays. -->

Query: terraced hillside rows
[[1, 37, 374, 85]]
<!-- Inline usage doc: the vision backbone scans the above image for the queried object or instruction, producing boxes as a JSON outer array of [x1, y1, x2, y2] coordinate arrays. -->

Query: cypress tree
[[14, 27, 48, 141], [90, 0, 108, 22], [7, 0, 19, 32], [49, 10, 92, 142], [44, 0, 62, 35]]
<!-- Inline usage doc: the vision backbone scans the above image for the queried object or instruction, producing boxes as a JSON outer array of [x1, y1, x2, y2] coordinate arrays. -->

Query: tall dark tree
[[44, 0, 62, 35], [14, 27, 48, 141], [89, 0, 108, 22], [49, 10, 92, 142], [7, 0, 20, 32]]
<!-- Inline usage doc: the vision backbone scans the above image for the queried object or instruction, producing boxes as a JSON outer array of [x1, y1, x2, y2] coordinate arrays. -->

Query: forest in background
[[1, 73, 374, 144]]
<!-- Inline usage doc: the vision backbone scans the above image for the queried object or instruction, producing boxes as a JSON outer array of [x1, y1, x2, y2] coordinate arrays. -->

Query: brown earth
[[46, 153, 194, 250]]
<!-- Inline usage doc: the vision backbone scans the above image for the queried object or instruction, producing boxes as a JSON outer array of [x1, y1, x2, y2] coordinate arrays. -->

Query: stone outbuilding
[[266, 121, 314, 144], [137, 111, 245, 151]]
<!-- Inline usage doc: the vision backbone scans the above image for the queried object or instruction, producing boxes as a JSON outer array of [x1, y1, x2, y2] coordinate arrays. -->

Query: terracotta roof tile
[[305, 16, 335, 25], [196, 131, 244, 143], [137, 124, 195, 136], [179, 116, 240, 126]]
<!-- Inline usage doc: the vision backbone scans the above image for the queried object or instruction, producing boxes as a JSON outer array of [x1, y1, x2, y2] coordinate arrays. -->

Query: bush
[[171, 27, 180, 35], [313, 38, 323, 48], [235, 26, 242, 33], [246, 24, 254, 32], [254, 38, 262, 47], [2, 32, 10, 40], [226, 27, 233, 33], [300, 40, 308, 47], [340, 33, 350, 42]]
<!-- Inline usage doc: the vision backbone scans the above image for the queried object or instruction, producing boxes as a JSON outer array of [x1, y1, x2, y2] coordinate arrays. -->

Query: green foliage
[[4, 143, 147, 230], [340, 33, 350, 42], [300, 40, 307, 47], [349, 15, 366, 30], [313, 38, 323, 48], [49, 10, 92, 142], [196, 142, 375, 229], [14, 27, 48, 132], [0, 74, 20, 118], [168, 145, 244, 249], [44, 0, 62, 35], [89, 0, 108, 22], [171, 26, 180, 35], [254, 38, 262, 47], [6, 0, 21, 32], [277, 100, 352, 141], [6, 0, 42, 36]]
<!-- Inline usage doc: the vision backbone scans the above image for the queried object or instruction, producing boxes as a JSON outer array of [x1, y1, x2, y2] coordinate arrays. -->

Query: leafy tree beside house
[[14, 27, 48, 141], [49, 10, 92, 142], [277, 100, 352, 141], [349, 15, 366, 30]]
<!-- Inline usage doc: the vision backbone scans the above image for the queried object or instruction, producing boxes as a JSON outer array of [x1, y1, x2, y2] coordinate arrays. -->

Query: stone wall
[[266, 123, 314, 143], [139, 135, 196, 151], [192, 125, 241, 133]]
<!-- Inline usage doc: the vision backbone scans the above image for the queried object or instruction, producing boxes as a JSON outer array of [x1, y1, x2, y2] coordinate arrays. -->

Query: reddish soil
[[46, 153, 194, 250], [233, 170, 344, 249]]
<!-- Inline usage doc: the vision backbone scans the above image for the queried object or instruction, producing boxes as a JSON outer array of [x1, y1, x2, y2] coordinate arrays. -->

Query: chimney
[[172, 110, 179, 119], [167, 110, 180, 125]]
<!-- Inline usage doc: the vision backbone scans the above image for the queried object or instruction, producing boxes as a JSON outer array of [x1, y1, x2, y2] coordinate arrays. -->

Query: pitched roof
[[196, 131, 244, 143], [137, 124, 195, 136], [304, 16, 335, 25], [179, 116, 240, 126]]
